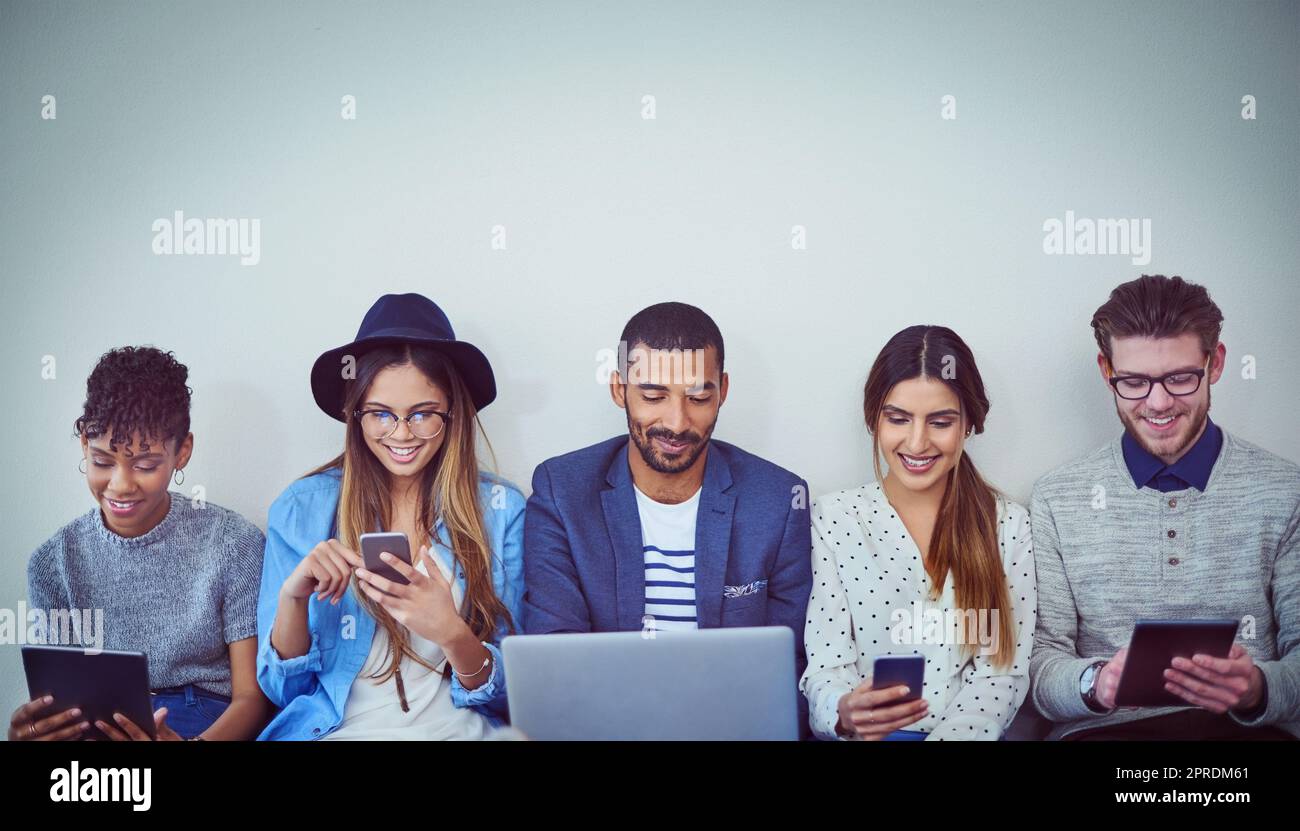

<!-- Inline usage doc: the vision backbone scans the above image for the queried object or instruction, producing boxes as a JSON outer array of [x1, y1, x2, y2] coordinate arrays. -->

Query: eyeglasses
[[1107, 363, 1207, 400], [352, 408, 452, 440]]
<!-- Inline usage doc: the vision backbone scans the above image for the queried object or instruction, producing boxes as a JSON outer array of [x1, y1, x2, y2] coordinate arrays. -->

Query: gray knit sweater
[[1029, 428, 1300, 739], [26, 492, 265, 698]]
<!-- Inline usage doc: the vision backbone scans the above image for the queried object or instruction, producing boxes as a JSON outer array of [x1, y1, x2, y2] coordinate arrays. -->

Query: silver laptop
[[502, 626, 799, 740]]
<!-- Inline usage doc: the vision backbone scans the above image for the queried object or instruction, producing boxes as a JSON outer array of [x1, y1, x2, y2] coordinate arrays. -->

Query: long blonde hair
[[305, 344, 513, 682]]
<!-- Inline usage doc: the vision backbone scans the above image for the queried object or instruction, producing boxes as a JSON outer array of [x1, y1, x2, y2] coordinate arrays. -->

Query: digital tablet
[[1113, 619, 1239, 707], [21, 645, 155, 740]]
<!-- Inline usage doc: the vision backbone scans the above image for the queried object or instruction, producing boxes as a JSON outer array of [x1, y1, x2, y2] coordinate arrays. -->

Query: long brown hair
[[305, 343, 513, 682], [862, 325, 1015, 669]]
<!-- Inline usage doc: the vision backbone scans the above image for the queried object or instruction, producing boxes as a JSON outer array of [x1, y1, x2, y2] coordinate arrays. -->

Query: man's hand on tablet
[[1164, 643, 1264, 715]]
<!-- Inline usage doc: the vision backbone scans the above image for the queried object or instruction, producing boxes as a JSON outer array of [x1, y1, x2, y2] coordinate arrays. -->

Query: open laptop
[[502, 626, 798, 740]]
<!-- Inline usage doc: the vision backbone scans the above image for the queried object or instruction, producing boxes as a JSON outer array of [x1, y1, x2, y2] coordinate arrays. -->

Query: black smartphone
[[872, 655, 925, 702], [359, 531, 413, 586]]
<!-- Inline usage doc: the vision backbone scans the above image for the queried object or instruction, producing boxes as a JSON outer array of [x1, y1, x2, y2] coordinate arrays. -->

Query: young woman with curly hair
[[7, 346, 271, 742]]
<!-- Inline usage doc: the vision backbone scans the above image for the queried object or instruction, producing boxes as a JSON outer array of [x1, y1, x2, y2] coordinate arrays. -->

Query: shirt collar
[[1121, 416, 1222, 491]]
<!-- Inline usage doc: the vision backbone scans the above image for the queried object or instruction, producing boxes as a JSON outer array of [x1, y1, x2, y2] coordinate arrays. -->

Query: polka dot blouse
[[799, 481, 1037, 741]]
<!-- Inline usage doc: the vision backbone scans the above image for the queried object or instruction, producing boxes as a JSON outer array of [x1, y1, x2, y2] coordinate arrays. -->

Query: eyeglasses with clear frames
[[352, 408, 452, 440]]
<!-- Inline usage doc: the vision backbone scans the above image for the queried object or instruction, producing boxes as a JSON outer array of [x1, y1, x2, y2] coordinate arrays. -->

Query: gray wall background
[[2, 1, 1297, 711]]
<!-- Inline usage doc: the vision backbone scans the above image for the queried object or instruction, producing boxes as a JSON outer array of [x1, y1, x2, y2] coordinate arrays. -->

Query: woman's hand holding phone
[[836, 678, 930, 740], [355, 545, 466, 647], [281, 539, 363, 605]]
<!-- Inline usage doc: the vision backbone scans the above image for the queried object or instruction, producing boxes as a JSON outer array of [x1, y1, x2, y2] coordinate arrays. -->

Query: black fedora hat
[[310, 293, 497, 421]]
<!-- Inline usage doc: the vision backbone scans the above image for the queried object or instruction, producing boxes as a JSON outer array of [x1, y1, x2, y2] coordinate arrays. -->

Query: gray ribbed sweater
[[1029, 428, 1300, 739], [26, 492, 265, 698]]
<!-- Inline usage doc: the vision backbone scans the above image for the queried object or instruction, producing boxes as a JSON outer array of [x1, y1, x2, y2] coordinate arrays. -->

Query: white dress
[[799, 482, 1037, 741], [323, 553, 491, 741]]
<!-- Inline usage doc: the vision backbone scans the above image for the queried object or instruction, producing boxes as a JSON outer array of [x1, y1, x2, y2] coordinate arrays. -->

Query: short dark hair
[[618, 302, 725, 375], [1091, 274, 1223, 364], [74, 346, 192, 453]]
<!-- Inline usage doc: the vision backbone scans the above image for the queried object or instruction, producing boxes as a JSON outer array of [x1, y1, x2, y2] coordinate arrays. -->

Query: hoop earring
[[78, 458, 87, 475], [173, 469, 185, 486]]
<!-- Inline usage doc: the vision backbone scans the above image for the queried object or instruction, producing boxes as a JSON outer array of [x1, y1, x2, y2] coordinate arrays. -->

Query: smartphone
[[872, 655, 925, 702], [359, 531, 413, 586]]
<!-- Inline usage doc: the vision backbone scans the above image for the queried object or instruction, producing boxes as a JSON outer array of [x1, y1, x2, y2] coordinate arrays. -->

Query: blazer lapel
[[602, 443, 649, 631], [693, 444, 736, 629]]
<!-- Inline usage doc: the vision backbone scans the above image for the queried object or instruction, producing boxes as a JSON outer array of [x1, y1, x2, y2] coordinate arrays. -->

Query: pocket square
[[723, 579, 767, 598]]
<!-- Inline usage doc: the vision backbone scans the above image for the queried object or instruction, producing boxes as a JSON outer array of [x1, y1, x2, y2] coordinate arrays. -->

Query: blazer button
[[312, 727, 321, 735], [1167, 529, 1176, 538], [1168, 557, 1180, 566]]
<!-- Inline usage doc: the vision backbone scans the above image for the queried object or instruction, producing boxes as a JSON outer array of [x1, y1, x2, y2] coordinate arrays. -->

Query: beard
[[1116, 383, 1211, 462], [627, 412, 715, 474]]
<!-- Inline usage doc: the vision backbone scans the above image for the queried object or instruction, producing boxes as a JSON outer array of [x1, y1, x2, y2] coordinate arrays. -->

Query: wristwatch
[[1080, 659, 1112, 714]]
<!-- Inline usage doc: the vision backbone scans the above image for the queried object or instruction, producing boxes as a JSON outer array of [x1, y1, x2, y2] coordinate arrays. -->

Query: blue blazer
[[522, 435, 813, 736]]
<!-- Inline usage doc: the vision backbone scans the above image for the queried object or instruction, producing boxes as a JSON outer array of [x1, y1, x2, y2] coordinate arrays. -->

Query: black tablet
[[1113, 619, 1239, 707], [21, 645, 155, 740]]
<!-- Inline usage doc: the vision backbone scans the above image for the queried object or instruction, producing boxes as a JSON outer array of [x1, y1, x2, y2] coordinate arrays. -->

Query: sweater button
[[1168, 557, 1180, 566], [1167, 498, 1177, 508], [1167, 529, 1176, 538]]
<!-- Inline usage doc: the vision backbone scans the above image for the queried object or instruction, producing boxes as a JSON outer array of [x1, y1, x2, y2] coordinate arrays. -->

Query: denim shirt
[[255, 467, 526, 740]]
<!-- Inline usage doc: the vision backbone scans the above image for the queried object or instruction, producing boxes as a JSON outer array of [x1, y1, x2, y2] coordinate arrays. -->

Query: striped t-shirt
[[633, 483, 701, 632]]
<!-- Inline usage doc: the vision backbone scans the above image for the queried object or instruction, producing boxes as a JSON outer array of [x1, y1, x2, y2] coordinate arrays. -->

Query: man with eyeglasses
[[1028, 274, 1299, 740]]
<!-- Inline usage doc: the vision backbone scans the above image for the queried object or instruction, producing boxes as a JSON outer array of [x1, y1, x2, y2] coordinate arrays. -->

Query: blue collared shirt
[[254, 467, 525, 740], [1121, 416, 1223, 492]]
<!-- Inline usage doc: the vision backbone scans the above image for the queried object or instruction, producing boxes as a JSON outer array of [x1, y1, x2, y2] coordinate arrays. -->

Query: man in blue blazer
[[522, 302, 813, 736]]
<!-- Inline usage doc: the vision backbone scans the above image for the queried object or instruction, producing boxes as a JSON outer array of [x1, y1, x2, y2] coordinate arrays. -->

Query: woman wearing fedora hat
[[254, 293, 526, 740]]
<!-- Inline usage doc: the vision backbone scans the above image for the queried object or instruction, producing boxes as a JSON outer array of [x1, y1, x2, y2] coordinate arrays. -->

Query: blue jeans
[[883, 729, 928, 741], [150, 685, 230, 739]]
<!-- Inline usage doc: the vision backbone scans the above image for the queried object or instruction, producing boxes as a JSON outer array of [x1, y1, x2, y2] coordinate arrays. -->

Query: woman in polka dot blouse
[[800, 326, 1036, 741]]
